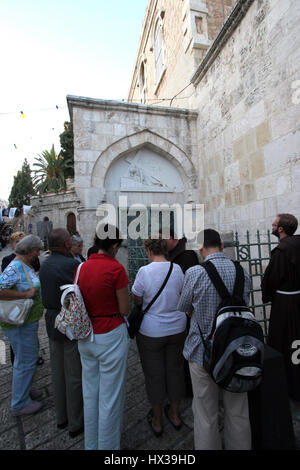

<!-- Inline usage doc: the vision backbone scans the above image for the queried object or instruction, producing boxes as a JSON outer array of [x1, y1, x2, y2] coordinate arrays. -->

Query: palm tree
[[32, 145, 73, 194]]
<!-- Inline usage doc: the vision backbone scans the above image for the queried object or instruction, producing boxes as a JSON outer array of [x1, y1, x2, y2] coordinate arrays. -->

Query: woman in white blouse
[[132, 237, 187, 437]]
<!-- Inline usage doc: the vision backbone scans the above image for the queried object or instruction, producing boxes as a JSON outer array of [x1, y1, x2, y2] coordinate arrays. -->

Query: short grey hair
[[15, 235, 43, 255], [71, 234, 83, 246]]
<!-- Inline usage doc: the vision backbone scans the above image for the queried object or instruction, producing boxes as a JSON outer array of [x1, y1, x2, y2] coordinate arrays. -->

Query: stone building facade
[[31, 0, 300, 255], [128, 0, 300, 236]]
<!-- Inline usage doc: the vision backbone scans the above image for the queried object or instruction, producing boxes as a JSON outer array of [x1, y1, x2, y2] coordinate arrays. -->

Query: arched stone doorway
[[102, 143, 192, 285], [67, 212, 77, 235]]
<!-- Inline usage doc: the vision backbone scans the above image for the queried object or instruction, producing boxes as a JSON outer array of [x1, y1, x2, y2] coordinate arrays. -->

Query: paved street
[[0, 244, 194, 451], [0, 244, 299, 451]]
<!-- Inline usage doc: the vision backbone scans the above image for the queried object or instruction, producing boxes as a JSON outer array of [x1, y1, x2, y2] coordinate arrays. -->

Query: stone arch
[[91, 129, 198, 202], [66, 211, 77, 235]]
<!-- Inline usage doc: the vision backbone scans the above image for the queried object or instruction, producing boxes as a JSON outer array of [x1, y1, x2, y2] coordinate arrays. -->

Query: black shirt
[[1, 253, 40, 273], [39, 251, 79, 340]]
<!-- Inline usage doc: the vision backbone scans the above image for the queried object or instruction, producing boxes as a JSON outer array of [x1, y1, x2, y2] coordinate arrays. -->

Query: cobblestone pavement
[[0, 245, 194, 451], [0, 317, 194, 451], [0, 245, 299, 451]]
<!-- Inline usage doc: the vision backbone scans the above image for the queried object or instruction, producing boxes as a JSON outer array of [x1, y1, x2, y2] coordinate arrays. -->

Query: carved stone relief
[[105, 147, 184, 193]]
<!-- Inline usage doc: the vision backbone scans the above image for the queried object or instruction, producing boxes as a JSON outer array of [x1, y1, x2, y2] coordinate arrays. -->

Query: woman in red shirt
[[77, 225, 130, 450]]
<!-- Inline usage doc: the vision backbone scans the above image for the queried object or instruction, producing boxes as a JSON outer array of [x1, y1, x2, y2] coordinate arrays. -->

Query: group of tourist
[[0, 212, 299, 451]]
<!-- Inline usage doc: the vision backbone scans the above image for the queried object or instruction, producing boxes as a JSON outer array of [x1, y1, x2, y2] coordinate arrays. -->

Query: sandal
[[36, 357, 44, 366], [164, 404, 182, 430], [147, 409, 163, 438]]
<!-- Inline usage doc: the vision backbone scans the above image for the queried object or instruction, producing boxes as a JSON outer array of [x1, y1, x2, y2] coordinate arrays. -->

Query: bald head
[[48, 228, 72, 253]]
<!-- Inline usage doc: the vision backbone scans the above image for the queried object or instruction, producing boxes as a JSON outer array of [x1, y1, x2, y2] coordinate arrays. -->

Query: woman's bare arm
[[116, 286, 130, 317], [0, 288, 38, 301], [132, 293, 143, 306]]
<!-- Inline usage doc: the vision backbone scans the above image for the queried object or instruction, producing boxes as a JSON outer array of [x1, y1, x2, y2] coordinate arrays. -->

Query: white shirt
[[132, 261, 186, 337]]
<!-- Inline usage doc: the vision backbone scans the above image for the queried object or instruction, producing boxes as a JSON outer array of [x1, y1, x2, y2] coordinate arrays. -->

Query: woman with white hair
[[1, 231, 43, 366], [70, 234, 86, 262], [0, 235, 44, 416]]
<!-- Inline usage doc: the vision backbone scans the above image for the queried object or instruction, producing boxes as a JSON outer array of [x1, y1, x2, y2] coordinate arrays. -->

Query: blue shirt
[[177, 252, 251, 367]]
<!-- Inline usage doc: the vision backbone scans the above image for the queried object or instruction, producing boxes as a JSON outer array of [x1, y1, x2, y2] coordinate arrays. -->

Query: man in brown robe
[[261, 213, 300, 401]]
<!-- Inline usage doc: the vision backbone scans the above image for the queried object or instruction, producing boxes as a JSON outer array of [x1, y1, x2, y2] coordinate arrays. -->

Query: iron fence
[[127, 230, 277, 337], [227, 230, 278, 337]]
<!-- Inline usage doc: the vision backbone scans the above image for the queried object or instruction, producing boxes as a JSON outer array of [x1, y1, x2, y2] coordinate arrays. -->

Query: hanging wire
[[0, 105, 67, 116]]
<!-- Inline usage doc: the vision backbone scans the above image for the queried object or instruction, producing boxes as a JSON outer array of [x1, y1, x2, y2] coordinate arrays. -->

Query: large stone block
[[233, 136, 245, 160], [250, 149, 265, 179], [224, 161, 240, 191], [256, 120, 271, 148], [264, 130, 300, 174], [270, 106, 300, 141]]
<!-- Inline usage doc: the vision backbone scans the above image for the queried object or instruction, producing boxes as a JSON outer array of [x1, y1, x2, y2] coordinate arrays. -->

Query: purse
[[0, 263, 35, 326], [127, 262, 173, 339]]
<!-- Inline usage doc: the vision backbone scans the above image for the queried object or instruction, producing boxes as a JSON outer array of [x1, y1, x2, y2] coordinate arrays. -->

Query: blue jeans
[[78, 323, 129, 450], [5, 321, 39, 411]]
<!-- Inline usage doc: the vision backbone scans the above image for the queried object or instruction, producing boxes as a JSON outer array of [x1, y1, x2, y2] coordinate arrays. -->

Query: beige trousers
[[189, 361, 252, 450]]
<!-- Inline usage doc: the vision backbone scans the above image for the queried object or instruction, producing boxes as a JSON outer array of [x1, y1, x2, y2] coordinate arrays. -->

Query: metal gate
[[230, 230, 277, 337], [127, 230, 277, 337]]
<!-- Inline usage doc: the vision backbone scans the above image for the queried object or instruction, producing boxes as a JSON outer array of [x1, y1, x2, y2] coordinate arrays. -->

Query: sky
[[0, 0, 148, 203]]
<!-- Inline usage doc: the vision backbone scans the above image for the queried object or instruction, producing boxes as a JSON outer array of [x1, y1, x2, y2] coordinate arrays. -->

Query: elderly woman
[[132, 237, 186, 437], [0, 235, 44, 416], [70, 234, 86, 262], [76, 224, 130, 450], [1, 231, 43, 366], [1, 231, 40, 273]]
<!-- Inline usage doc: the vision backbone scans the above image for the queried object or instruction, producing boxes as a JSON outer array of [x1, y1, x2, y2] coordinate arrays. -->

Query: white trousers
[[78, 323, 130, 450], [189, 361, 252, 450]]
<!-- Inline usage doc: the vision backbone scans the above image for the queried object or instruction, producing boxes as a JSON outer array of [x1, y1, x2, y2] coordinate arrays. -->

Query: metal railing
[[229, 230, 278, 337], [127, 230, 277, 337]]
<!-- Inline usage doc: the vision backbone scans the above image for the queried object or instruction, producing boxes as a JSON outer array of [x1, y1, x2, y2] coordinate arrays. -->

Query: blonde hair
[[10, 232, 26, 243], [144, 237, 168, 256]]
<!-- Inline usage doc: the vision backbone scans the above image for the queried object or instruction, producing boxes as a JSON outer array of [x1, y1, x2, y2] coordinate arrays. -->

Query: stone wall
[[29, 191, 88, 252], [65, 0, 300, 246], [68, 96, 199, 203], [128, 0, 234, 106], [67, 96, 199, 249], [129, 0, 300, 237], [190, 0, 300, 236]]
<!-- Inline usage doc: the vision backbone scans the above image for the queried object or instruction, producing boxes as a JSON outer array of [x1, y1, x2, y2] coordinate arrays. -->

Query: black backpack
[[198, 260, 264, 393]]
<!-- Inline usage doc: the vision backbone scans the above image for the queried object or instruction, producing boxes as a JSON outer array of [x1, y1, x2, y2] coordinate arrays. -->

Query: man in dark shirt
[[39, 228, 84, 438], [165, 232, 199, 274]]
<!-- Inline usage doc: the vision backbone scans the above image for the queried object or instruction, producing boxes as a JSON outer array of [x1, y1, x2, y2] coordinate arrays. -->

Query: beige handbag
[[0, 263, 34, 326]]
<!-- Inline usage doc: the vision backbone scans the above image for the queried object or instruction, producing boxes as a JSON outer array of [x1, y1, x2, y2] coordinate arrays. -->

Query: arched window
[[154, 17, 165, 85], [139, 61, 147, 103], [67, 212, 77, 235]]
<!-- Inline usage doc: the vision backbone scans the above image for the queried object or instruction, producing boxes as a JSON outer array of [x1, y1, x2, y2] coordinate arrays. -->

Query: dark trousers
[[137, 331, 186, 405], [184, 316, 193, 397], [49, 337, 84, 432]]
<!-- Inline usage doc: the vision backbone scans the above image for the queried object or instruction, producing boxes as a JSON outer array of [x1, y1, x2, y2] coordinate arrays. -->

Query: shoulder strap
[[201, 260, 230, 299], [201, 260, 245, 300], [74, 262, 84, 285], [21, 262, 34, 288], [143, 262, 173, 314], [232, 261, 245, 299]]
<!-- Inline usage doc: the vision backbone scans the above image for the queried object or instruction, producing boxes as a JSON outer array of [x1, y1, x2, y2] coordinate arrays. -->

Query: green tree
[[8, 158, 35, 209], [32, 145, 72, 194], [59, 121, 74, 178]]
